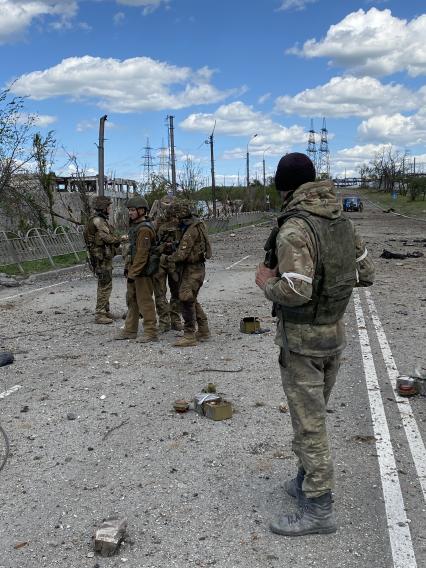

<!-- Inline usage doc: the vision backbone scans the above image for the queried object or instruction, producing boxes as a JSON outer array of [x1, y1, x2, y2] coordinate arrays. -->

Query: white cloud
[[258, 92, 271, 104], [16, 113, 57, 127], [288, 8, 426, 77], [11, 55, 237, 113], [0, 0, 77, 43], [277, 0, 317, 11], [113, 11, 125, 25], [331, 144, 390, 177], [76, 118, 116, 132], [358, 111, 426, 146], [181, 101, 307, 158], [116, 0, 169, 14], [274, 75, 418, 118]]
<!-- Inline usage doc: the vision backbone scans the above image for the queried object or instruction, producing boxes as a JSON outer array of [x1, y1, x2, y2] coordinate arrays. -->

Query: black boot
[[270, 491, 336, 537], [285, 467, 305, 499]]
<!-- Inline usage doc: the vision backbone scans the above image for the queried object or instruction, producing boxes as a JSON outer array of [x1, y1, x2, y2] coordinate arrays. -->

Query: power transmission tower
[[317, 117, 330, 178], [166, 115, 177, 194], [307, 118, 317, 174], [205, 121, 217, 217], [158, 138, 169, 180], [142, 137, 154, 192]]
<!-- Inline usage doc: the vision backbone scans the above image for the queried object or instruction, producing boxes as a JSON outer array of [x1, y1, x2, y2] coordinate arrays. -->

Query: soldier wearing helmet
[[115, 195, 159, 343], [163, 199, 211, 347], [83, 195, 124, 324], [153, 200, 183, 333]]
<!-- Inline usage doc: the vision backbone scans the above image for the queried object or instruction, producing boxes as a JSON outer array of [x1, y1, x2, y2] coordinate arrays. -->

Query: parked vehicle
[[343, 196, 363, 212]]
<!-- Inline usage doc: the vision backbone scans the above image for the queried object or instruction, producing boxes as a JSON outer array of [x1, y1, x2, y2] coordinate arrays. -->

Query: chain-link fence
[[0, 212, 267, 271]]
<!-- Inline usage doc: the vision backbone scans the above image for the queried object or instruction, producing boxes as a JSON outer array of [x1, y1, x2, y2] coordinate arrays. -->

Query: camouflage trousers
[[279, 350, 341, 498], [95, 267, 112, 315], [124, 276, 157, 337], [153, 267, 181, 329], [178, 262, 208, 333]]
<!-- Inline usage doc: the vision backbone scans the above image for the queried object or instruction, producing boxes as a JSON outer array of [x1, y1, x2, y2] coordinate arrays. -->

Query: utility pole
[[167, 115, 177, 195], [205, 130, 217, 217], [246, 134, 258, 190], [142, 137, 154, 192], [98, 114, 107, 196]]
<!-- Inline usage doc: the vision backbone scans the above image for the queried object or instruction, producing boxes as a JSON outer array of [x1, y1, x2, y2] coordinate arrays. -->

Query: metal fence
[[0, 226, 85, 272], [0, 211, 266, 271]]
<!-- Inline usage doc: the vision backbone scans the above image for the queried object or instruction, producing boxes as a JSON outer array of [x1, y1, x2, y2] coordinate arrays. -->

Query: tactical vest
[[83, 214, 113, 260], [183, 219, 212, 263], [276, 210, 357, 325], [128, 219, 159, 276]]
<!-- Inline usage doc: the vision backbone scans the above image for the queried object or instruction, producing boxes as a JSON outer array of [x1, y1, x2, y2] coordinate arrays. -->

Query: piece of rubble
[[279, 403, 288, 413], [0, 273, 20, 288], [0, 351, 14, 367], [94, 518, 127, 557]]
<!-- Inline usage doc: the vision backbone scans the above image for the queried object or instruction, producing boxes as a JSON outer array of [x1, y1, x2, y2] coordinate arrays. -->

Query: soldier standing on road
[[154, 205, 183, 333], [164, 201, 211, 347], [115, 196, 159, 343], [255, 153, 375, 536], [84, 195, 123, 325]]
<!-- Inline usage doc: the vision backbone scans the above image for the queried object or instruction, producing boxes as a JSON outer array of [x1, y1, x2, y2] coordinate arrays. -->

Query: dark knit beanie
[[274, 152, 316, 193]]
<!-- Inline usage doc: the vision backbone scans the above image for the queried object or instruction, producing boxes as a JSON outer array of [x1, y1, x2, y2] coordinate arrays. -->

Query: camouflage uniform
[[123, 217, 158, 341], [264, 180, 375, 498], [167, 203, 211, 346], [153, 216, 183, 332], [84, 199, 121, 323]]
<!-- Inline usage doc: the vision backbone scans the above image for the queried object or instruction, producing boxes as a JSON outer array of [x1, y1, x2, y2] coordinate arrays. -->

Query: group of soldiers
[[84, 194, 212, 348]]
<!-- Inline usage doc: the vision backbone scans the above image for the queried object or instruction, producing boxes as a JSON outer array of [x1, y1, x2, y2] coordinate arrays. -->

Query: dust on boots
[[270, 491, 336, 537]]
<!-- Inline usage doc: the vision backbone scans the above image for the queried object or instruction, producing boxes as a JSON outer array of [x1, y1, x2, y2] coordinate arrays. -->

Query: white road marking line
[[0, 385, 22, 399], [365, 289, 426, 502], [0, 276, 91, 303], [353, 290, 417, 568], [225, 255, 251, 270]]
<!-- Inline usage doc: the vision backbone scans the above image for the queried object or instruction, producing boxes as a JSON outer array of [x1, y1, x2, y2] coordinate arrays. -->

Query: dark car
[[343, 196, 363, 212]]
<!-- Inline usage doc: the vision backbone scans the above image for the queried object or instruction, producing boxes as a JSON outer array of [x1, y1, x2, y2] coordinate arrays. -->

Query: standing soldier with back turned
[[154, 205, 183, 333], [255, 153, 374, 536], [84, 195, 122, 324], [164, 201, 211, 347]]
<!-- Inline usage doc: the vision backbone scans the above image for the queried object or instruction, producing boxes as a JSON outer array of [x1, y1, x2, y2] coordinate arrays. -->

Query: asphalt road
[[0, 199, 425, 568]]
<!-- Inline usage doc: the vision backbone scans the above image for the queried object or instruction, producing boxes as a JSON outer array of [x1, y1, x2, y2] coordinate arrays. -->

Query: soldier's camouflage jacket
[[84, 214, 121, 270], [168, 217, 211, 265], [264, 180, 375, 357]]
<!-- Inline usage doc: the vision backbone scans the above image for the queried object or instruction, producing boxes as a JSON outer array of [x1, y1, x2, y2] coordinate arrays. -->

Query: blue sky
[[2, 0, 426, 184]]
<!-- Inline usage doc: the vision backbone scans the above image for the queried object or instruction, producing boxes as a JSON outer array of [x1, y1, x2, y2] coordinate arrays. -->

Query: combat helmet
[[169, 199, 194, 219], [126, 196, 149, 210], [92, 195, 112, 210]]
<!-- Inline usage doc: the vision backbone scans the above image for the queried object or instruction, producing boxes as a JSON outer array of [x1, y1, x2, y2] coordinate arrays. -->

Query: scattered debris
[[0, 351, 14, 367], [352, 435, 376, 444], [279, 403, 288, 413], [20, 405, 29, 413], [67, 412, 77, 421], [0, 273, 20, 288], [189, 367, 243, 374], [380, 249, 424, 260], [193, 392, 233, 420], [204, 400, 233, 421], [240, 317, 260, 334], [14, 542, 28, 550], [202, 383, 217, 393], [102, 418, 130, 441], [396, 376, 418, 397], [94, 518, 127, 557], [173, 400, 190, 413]]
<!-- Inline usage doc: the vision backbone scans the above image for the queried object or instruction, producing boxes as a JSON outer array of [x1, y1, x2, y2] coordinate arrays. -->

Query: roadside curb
[[19, 263, 89, 283]]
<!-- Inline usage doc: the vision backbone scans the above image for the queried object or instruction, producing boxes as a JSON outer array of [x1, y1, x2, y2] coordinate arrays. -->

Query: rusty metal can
[[396, 376, 418, 397]]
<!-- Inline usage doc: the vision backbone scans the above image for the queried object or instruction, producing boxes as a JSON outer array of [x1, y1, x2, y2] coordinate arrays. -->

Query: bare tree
[[178, 156, 202, 198]]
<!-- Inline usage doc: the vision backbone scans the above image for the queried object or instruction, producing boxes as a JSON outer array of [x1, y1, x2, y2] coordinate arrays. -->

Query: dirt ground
[[0, 196, 425, 568]]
